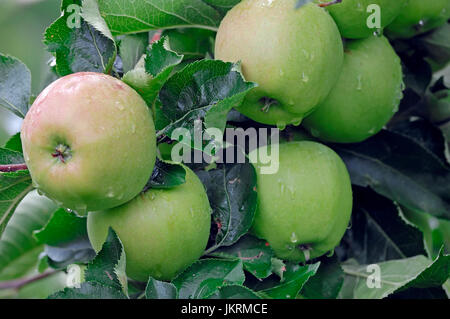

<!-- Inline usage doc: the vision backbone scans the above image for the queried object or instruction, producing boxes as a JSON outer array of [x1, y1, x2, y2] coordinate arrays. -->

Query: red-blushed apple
[[21, 72, 156, 212], [87, 164, 211, 281]]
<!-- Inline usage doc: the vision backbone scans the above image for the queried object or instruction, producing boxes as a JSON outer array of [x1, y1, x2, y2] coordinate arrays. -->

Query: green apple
[[303, 35, 403, 143], [386, 0, 450, 38], [316, 0, 407, 39], [215, 0, 344, 128], [87, 165, 211, 281], [21, 72, 156, 212], [251, 141, 353, 262]]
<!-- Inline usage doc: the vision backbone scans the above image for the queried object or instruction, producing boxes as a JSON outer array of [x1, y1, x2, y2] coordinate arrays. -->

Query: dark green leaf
[[333, 129, 450, 219], [336, 187, 427, 264], [44, 3, 116, 76], [261, 262, 320, 299], [197, 163, 257, 252], [210, 235, 274, 279], [207, 285, 261, 299], [50, 281, 127, 299], [145, 277, 177, 299], [146, 159, 186, 189], [173, 259, 245, 299], [300, 255, 344, 299], [157, 60, 256, 153], [0, 54, 31, 118]]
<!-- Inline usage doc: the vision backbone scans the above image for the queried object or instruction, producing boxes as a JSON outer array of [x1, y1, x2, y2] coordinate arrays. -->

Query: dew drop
[[290, 232, 298, 243], [292, 118, 302, 127], [276, 121, 287, 130], [356, 75, 363, 91], [301, 72, 309, 83]]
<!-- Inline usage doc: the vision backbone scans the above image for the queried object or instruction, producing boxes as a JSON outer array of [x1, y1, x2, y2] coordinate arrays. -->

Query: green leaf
[[123, 37, 183, 106], [261, 262, 320, 299], [84, 228, 127, 293], [197, 163, 257, 252], [172, 259, 245, 299], [49, 228, 128, 299], [0, 191, 57, 280], [50, 281, 127, 299], [207, 285, 262, 299], [336, 187, 427, 264], [145, 159, 186, 190], [34, 208, 88, 246], [340, 251, 450, 299], [145, 277, 178, 299], [93, 0, 238, 35], [118, 33, 148, 73], [145, 37, 184, 77], [156, 60, 256, 153], [3, 133, 22, 153], [333, 128, 450, 219], [44, 3, 116, 76], [0, 148, 25, 165], [0, 54, 31, 118], [300, 255, 345, 299], [163, 28, 215, 61], [210, 235, 274, 279], [0, 169, 33, 237]]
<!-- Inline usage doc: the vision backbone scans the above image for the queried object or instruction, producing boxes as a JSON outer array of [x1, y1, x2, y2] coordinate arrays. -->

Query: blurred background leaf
[[0, 0, 60, 145]]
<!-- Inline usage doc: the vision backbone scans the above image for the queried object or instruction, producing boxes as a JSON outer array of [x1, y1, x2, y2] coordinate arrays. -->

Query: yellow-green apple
[[250, 141, 353, 262], [215, 0, 344, 128], [386, 0, 450, 38], [303, 35, 404, 143], [87, 165, 211, 281]]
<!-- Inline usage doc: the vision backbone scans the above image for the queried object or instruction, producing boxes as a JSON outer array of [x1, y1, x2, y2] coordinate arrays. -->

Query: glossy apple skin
[[251, 142, 352, 262], [21, 72, 156, 212], [215, 0, 344, 127], [386, 0, 450, 39], [87, 165, 211, 281], [316, 0, 407, 39], [303, 36, 403, 143]]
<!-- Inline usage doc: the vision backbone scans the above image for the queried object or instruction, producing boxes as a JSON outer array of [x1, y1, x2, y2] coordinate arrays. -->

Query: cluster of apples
[[20, 0, 449, 283], [213, 0, 449, 262], [21, 73, 211, 281]]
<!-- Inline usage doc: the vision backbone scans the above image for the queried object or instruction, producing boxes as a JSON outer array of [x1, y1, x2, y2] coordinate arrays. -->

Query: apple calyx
[[298, 244, 312, 262], [52, 144, 72, 163], [259, 97, 279, 113]]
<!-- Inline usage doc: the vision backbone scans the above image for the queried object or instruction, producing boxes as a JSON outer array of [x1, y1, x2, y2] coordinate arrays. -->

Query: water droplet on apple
[[276, 121, 286, 130], [290, 232, 298, 243], [356, 75, 363, 91], [301, 72, 309, 83], [292, 118, 302, 127]]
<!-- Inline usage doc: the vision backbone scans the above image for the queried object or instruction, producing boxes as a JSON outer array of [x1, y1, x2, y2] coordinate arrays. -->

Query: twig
[[0, 163, 28, 172], [318, 0, 342, 7], [0, 269, 58, 290]]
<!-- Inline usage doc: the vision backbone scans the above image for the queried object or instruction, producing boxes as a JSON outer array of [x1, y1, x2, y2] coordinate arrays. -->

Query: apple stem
[[318, 0, 342, 7], [0, 163, 28, 172]]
